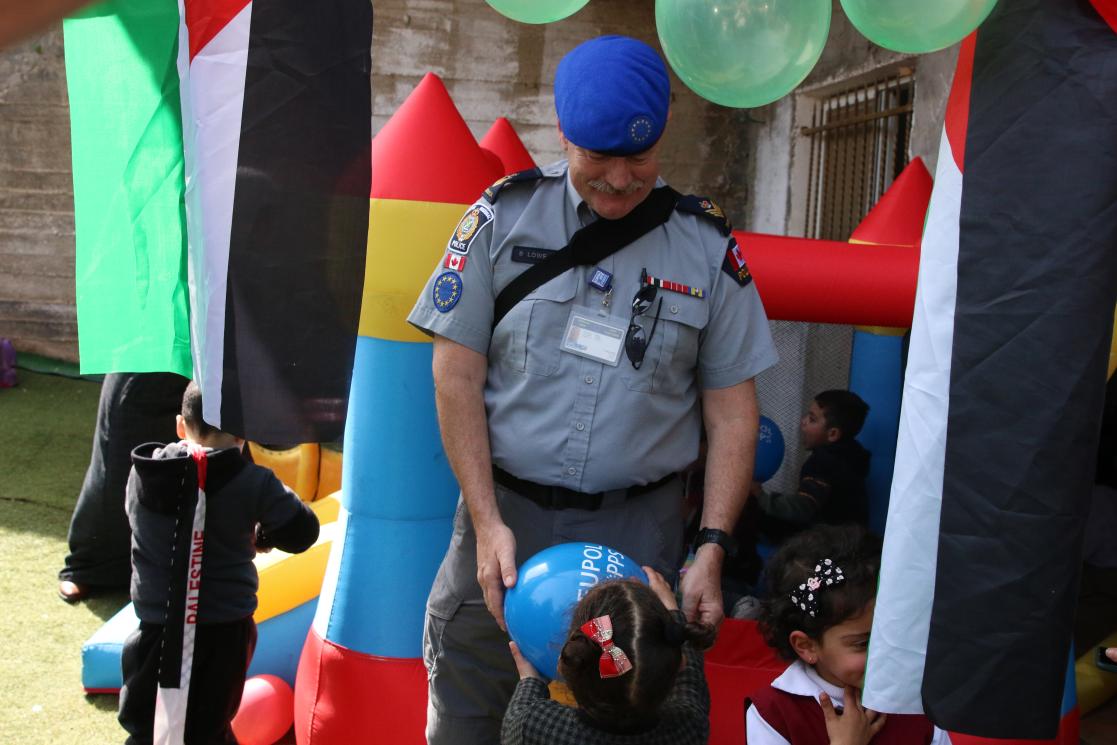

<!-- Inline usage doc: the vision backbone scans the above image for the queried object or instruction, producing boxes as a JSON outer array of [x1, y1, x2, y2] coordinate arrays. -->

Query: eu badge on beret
[[433, 272, 463, 312], [555, 35, 670, 156]]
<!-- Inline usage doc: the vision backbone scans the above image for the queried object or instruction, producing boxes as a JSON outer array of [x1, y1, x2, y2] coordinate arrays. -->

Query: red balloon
[[231, 674, 295, 745]]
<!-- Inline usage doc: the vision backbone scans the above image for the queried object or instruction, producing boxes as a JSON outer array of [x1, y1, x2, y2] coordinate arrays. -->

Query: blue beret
[[555, 35, 670, 156]]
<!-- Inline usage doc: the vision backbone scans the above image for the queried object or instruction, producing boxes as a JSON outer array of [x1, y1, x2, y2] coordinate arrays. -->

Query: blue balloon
[[754, 415, 785, 482], [504, 543, 647, 680]]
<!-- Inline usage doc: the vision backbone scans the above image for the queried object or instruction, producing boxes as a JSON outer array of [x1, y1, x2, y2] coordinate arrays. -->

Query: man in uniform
[[407, 35, 778, 744]]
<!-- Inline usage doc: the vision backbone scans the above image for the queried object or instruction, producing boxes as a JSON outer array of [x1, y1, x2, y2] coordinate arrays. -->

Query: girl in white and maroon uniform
[[747, 524, 949, 745]]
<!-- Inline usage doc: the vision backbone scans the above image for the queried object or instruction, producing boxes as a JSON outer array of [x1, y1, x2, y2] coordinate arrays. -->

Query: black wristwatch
[[693, 527, 737, 557]]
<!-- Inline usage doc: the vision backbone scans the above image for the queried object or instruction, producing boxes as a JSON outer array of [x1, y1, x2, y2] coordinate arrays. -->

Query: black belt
[[492, 465, 677, 511]]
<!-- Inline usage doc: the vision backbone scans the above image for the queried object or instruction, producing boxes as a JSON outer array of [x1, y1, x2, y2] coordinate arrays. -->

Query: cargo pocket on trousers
[[424, 579, 465, 684]]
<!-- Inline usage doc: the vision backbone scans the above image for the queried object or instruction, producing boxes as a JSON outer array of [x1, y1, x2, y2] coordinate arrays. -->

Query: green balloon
[[840, 0, 999, 53], [485, 0, 590, 24], [655, 0, 831, 109]]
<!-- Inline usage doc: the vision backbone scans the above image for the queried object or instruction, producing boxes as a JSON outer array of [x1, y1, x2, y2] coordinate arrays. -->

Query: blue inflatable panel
[[319, 509, 453, 658], [81, 598, 320, 692], [848, 330, 904, 535], [344, 336, 459, 521], [247, 598, 318, 686], [81, 602, 138, 691]]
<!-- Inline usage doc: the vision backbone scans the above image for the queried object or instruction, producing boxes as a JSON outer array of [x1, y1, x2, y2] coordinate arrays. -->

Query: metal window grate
[[802, 70, 914, 241]]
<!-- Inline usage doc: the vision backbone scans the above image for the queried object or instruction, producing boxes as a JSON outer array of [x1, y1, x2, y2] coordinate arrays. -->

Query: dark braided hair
[[558, 578, 715, 734], [758, 524, 881, 661]]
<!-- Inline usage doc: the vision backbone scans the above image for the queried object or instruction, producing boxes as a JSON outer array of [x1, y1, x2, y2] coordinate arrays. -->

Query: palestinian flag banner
[[178, 0, 372, 443], [864, 0, 1117, 739]]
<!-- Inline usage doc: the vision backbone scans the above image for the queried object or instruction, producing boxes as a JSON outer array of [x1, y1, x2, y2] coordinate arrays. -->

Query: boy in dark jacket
[[752, 389, 871, 543], [117, 381, 319, 745]]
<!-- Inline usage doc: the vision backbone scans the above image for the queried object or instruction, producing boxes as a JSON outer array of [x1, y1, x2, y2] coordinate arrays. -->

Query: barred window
[[801, 69, 914, 241]]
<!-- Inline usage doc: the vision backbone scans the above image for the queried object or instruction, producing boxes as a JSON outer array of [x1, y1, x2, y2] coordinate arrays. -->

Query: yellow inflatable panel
[[1075, 630, 1117, 716], [254, 494, 340, 624], [309, 492, 339, 524], [249, 442, 321, 503], [317, 446, 342, 502], [358, 198, 469, 343]]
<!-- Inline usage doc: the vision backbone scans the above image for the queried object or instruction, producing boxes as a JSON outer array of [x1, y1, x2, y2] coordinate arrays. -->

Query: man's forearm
[[432, 338, 500, 530], [699, 380, 759, 540]]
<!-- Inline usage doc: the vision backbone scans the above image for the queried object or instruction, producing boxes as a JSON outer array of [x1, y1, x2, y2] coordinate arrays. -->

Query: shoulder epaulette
[[482, 167, 545, 204], [675, 194, 732, 236]]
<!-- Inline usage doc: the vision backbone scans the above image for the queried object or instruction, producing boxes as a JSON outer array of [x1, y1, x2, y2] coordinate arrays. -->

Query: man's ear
[[175, 414, 187, 441], [557, 123, 570, 152], [789, 630, 820, 665], [826, 426, 842, 443]]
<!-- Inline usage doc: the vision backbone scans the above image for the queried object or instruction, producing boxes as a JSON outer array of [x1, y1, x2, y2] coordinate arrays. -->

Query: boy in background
[[716, 391, 871, 614], [751, 389, 872, 543], [118, 381, 319, 744]]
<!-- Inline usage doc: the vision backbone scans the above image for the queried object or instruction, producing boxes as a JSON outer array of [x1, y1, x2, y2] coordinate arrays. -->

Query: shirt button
[[575, 422, 586, 431], [670, 304, 679, 314], [584, 375, 594, 384], [567, 467, 577, 475]]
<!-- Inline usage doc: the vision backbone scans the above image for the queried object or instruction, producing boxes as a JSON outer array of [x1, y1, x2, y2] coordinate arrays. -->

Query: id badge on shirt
[[561, 305, 626, 367]]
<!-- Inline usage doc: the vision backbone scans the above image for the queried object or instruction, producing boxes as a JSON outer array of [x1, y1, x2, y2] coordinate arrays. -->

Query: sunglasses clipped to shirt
[[625, 269, 663, 369]]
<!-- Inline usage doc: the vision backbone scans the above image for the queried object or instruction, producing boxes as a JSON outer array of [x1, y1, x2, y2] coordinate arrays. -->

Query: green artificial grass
[[0, 370, 129, 744]]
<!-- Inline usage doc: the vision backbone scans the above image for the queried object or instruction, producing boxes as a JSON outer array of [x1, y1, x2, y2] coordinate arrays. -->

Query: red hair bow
[[580, 615, 633, 679]]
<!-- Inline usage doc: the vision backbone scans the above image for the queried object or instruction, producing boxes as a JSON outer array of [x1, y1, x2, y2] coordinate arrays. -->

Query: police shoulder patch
[[481, 167, 545, 204], [448, 203, 494, 255], [675, 194, 732, 236], [433, 272, 463, 312], [721, 237, 753, 288]]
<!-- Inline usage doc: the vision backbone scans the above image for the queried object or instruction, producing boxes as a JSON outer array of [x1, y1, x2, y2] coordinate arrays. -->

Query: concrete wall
[[371, 0, 755, 215], [0, 28, 75, 362], [747, 0, 958, 235]]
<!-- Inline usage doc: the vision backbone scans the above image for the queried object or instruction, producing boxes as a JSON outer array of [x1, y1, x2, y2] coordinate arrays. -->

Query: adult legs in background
[[58, 372, 189, 600]]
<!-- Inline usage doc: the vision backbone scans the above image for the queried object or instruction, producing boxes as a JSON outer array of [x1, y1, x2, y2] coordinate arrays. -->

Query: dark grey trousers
[[423, 478, 685, 745]]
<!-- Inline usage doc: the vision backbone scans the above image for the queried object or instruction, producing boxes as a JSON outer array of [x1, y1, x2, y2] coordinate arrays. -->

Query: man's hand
[[679, 544, 725, 627], [475, 519, 517, 631], [820, 688, 887, 745], [508, 641, 540, 680]]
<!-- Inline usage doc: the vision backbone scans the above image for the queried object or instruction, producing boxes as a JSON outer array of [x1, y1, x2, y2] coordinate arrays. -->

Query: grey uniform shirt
[[407, 160, 777, 493]]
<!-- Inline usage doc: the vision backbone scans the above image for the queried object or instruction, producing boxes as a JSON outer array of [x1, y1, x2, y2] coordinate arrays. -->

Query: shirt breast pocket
[[491, 273, 577, 376], [622, 295, 708, 395]]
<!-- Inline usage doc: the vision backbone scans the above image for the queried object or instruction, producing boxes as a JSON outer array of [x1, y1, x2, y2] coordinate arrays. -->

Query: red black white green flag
[[178, 0, 371, 443], [865, 0, 1117, 739]]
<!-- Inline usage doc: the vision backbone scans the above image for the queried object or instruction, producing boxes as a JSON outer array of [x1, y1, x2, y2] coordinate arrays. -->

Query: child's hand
[[509, 641, 541, 681], [253, 523, 273, 554], [643, 566, 678, 612], [820, 688, 886, 745]]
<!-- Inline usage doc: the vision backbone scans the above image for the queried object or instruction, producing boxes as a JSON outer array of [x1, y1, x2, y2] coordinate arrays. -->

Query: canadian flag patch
[[444, 253, 467, 272], [721, 238, 752, 287]]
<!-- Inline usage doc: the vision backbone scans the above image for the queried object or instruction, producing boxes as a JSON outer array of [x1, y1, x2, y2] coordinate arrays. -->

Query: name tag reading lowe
[[561, 306, 625, 366]]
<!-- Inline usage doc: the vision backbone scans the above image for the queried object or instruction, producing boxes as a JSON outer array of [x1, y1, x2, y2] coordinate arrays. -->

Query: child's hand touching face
[[509, 641, 541, 681], [819, 687, 886, 745], [643, 566, 677, 611]]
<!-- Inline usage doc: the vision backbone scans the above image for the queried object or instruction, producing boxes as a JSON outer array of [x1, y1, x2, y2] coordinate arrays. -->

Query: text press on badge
[[561, 306, 625, 367]]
